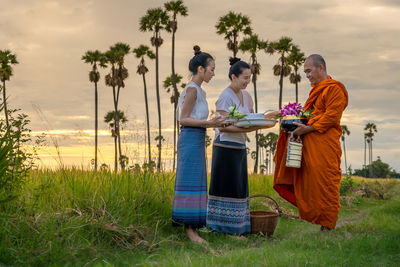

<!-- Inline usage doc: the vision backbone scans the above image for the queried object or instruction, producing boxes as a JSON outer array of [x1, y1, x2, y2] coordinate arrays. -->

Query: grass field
[[0, 170, 399, 266]]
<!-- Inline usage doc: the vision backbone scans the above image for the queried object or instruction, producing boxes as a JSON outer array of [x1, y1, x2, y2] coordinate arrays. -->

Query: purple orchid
[[274, 102, 314, 120]]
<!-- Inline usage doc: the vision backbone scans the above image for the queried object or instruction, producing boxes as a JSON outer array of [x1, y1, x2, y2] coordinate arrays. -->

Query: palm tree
[[271, 37, 294, 109], [104, 49, 120, 171], [164, 0, 188, 164], [364, 122, 377, 177], [239, 34, 273, 174], [0, 50, 18, 128], [287, 45, 306, 103], [215, 11, 252, 59], [365, 133, 372, 177], [133, 45, 156, 164], [164, 0, 188, 131], [140, 7, 169, 171], [81, 50, 107, 171], [104, 110, 128, 171], [104, 43, 131, 171], [363, 132, 367, 176], [163, 73, 184, 170], [341, 125, 350, 175]]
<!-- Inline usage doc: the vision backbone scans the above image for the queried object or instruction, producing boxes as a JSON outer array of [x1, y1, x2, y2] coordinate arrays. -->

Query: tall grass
[[0, 169, 177, 265], [0, 170, 399, 266]]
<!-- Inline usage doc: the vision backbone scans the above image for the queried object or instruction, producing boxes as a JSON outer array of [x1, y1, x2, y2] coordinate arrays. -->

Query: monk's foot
[[185, 227, 206, 244], [320, 226, 333, 231]]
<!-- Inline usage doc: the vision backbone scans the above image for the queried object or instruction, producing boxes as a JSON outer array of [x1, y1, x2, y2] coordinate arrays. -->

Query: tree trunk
[[112, 85, 118, 172], [115, 92, 125, 171], [369, 140, 373, 177], [269, 150, 273, 174], [370, 140, 373, 165], [2, 80, 9, 128], [142, 73, 151, 163], [271, 145, 276, 174], [155, 31, 162, 172], [114, 134, 118, 172], [117, 124, 124, 170], [342, 136, 347, 175], [295, 67, 299, 103], [279, 54, 284, 109], [252, 59, 259, 174], [363, 138, 366, 167], [95, 81, 98, 171], [233, 33, 237, 58], [115, 67, 125, 171], [253, 130, 260, 176], [171, 26, 178, 171]]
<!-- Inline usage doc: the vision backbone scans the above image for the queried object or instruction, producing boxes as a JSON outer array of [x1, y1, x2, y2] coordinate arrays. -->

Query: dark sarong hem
[[206, 137, 250, 235]]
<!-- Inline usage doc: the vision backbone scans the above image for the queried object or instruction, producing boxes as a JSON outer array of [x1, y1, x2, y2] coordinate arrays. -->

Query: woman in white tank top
[[172, 46, 228, 244]]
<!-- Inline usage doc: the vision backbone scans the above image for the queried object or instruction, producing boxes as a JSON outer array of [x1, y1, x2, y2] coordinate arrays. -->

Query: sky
[[1, 0, 399, 171]]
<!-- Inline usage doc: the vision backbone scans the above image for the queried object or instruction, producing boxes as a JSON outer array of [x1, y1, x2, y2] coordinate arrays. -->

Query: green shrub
[[340, 175, 354, 195], [0, 101, 43, 207]]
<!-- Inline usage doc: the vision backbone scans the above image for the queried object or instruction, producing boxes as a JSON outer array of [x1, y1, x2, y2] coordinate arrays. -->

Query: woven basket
[[250, 194, 280, 236]]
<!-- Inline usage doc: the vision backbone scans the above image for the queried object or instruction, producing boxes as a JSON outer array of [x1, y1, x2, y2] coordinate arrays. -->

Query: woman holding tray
[[206, 58, 277, 235], [171, 45, 228, 243]]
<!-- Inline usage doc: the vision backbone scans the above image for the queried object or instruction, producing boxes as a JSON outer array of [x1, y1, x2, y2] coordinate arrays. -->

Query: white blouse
[[214, 88, 254, 144], [177, 81, 209, 121]]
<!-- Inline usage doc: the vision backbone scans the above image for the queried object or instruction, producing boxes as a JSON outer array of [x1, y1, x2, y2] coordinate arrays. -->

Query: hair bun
[[229, 57, 241, 66], [193, 45, 201, 55]]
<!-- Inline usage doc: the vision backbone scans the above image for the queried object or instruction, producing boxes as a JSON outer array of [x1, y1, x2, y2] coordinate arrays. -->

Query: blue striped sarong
[[206, 137, 251, 235], [172, 126, 207, 229]]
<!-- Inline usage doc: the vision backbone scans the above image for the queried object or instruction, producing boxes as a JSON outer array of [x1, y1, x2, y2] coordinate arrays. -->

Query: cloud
[[1, 0, 399, 171]]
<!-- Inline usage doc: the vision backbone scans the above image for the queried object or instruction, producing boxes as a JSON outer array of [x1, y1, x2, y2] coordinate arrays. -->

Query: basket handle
[[289, 132, 302, 143], [249, 194, 280, 211]]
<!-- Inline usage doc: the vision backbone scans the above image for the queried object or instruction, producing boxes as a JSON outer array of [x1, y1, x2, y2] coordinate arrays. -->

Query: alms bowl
[[281, 116, 308, 131]]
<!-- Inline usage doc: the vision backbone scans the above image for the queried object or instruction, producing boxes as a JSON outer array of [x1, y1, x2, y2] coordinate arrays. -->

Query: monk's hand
[[292, 122, 314, 136]]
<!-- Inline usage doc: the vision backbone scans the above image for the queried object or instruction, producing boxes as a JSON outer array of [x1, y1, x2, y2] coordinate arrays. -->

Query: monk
[[273, 54, 348, 230]]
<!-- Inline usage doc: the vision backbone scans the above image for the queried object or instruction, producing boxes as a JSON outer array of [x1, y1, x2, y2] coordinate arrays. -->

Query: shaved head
[[304, 54, 328, 84], [307, 54, 327, 72]]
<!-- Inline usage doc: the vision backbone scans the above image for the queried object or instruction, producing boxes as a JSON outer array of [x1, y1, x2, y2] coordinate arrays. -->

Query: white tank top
[[177, 81, 209, 121]]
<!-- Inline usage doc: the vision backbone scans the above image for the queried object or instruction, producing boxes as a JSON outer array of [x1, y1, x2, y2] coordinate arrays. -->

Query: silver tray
[[234, 119, 277, 128]]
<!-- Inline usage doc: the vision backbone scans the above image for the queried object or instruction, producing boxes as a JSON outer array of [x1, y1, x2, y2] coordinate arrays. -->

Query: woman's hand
[[264, 110, 280, 119], [206, 116, 231, 128]]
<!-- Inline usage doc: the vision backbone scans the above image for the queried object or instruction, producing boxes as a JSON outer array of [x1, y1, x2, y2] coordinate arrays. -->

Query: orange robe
[[273, 76, 348, 229]]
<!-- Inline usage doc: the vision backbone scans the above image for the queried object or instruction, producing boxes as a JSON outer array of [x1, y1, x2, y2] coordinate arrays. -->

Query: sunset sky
[[1, 0, 399, 171]]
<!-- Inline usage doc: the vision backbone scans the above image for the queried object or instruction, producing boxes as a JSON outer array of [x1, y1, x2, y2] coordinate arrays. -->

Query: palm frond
[[215, 11, 252, 39], [0, 50, 19, 81], [164, 0, 188, 16], [139, 8, 169, 32]]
